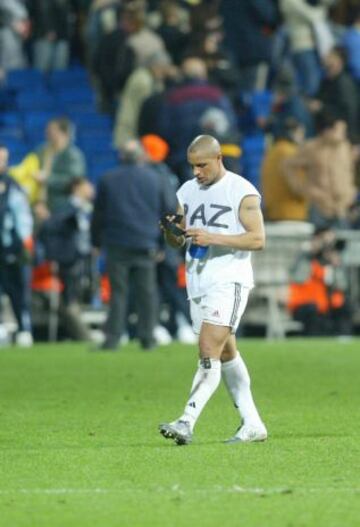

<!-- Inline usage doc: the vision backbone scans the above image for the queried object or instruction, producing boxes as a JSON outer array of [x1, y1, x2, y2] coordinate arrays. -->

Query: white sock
[[221, 351, 262, 426], [178, 358, 221, 431]]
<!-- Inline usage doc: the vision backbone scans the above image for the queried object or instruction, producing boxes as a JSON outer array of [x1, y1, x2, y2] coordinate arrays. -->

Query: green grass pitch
[[0, 339, 359, 527]]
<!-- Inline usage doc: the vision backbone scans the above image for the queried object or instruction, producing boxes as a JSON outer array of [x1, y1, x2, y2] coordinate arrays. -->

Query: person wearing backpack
[[0, 145, 34, 347]]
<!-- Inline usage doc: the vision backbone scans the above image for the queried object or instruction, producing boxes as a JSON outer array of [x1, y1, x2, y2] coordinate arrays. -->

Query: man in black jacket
[[91, 140, 176, 350], [310, 46, 359, 143], [220, 0, 280, 92]]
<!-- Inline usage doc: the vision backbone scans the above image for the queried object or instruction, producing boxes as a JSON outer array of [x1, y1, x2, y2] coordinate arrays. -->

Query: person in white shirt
[[159, 135, 267, 445]]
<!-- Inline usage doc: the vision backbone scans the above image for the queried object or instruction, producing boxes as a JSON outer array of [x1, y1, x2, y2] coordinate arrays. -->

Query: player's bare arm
[[161, 204, 186, 249], [186, 195, 265, 251]]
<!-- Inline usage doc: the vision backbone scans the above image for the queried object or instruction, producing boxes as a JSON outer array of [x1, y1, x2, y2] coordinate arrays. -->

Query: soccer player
[[159, 135, 267, 445]]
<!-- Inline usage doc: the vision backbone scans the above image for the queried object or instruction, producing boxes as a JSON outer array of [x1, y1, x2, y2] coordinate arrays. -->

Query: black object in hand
[[160, 214, 185, 237]]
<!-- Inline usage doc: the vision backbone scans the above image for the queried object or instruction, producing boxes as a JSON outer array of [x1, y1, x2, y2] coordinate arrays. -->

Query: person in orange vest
[[288, 227, 352, 336]]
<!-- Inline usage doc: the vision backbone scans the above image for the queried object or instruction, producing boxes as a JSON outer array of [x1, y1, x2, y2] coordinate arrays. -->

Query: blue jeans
[[292, 50, 322, 97], [33, 39, 69, 71]]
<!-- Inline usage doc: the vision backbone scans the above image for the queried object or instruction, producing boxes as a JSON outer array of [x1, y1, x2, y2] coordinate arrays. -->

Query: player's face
[[188, 151, 222, 186]]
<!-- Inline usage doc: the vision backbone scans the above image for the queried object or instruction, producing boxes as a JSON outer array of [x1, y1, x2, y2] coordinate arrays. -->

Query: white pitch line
[[0, 486, 359, 496], [0, 489, 108, 495]]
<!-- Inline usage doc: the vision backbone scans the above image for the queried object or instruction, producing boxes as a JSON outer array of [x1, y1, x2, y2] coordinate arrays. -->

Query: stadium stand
[[0, 65, 117, 183], [0, 0, 359, 343]]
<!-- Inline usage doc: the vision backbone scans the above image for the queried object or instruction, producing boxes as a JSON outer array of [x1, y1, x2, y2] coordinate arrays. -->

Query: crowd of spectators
[[0, 0, 360, 345]]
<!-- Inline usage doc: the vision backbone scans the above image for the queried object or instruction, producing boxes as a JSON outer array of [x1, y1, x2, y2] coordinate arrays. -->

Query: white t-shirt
[[177, 170, 260, 299]]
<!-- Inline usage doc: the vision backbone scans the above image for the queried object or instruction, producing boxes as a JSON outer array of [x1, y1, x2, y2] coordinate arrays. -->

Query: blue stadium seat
[[23, 111, 61, 144], [67, 102, 99, 113], [0, 135, 27, 148], [249, 90, 274, 121], [8, 149, 29, 165], [88, 161, 117, 184], [23, 111, 60, 131], [0, 112, 23, 138], [0, 87, 16, 111], [51, 79, 91, 93], [241, 132, 266, 190], [241, 133, 266, 153], [48, 67, 89, 89], [26, 128, 46, 148], [16, 91, 58, 111], [5, 69, 45, 91], [78, 135, 113, 153], [55, 88, 96, 108], [0, 137, 29, 163], [87, 151, 118, 167], [0, 112, 22, 127], [238, 89, 274, 134], [78, 134, 113, 153], [71, 112, 112, 130]]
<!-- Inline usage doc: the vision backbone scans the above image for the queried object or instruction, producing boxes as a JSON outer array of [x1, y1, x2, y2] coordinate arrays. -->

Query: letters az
[[184, 204, 232, 229]]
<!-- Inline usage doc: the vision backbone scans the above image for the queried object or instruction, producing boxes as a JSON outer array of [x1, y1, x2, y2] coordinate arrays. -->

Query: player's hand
[[159, 214, 184, 237], [159, 214, 176, 232], [186, 228, 212, 246]]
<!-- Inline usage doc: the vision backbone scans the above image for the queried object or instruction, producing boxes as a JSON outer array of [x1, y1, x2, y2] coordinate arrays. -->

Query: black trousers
[[293, 302, 352, 336], [104, 246, 158, 345], [0, 261, 32, 333], [58, 259, 91, 341], [58, 260, 84, 306]]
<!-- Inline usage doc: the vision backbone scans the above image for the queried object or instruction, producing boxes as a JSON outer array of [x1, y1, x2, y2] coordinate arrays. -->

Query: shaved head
[[187, 135, 226, 186], [187, 135, 221, 158]]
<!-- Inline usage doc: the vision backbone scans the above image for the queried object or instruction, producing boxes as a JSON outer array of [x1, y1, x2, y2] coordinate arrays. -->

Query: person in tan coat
[[112, 49, 172, 148], [284, 110, 357, 228], [261, 118, 308, 221]]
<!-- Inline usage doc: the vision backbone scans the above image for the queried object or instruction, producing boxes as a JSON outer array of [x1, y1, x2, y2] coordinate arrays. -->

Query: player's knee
[[199, 338, 220, 359]]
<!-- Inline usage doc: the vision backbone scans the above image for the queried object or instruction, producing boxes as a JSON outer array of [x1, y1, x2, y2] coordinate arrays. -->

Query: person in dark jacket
[[91, 139, 177, 350], [220, 0, 280, 92], [309, 46, 359, 143], [140, 133, 195, 342], [159, 56, 238, 183], [0, 145, 33, 347], [91, 21, 135, 115]]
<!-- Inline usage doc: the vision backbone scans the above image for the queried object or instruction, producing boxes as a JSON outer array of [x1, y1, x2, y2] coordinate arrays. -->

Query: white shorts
[[189, 283, 250, 335]]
